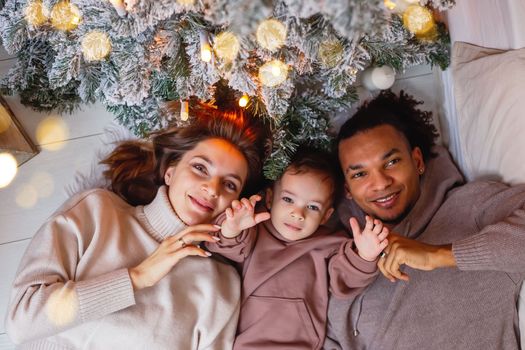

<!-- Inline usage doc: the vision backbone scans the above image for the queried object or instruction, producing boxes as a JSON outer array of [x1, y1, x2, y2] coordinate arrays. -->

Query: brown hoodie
[[325, 146, 525, 350], [207, 218, 378, 350]]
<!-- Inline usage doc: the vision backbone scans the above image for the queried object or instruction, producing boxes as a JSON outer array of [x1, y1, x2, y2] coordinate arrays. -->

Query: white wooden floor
[[0, 44, 443, 348]]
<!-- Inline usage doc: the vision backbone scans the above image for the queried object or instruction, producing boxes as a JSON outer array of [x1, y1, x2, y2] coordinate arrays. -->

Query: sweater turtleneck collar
[[143, 185, 187, 242]]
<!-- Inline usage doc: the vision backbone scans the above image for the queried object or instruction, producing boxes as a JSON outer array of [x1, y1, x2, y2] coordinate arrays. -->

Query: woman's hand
[[220, 195, 270, 238], [129, 224, 220, 290]]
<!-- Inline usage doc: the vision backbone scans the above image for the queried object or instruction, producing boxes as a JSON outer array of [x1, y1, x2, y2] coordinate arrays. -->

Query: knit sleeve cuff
[[76, 268, 136, 321], [452, 233, 494, 271], [343, 241, 378, 274]]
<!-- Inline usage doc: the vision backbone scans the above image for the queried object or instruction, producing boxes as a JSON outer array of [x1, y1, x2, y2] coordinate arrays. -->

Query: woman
[[5, 108, 267, 349]]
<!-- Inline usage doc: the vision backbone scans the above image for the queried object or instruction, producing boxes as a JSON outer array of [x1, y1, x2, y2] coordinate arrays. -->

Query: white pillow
[[452, 42, 525, 185]]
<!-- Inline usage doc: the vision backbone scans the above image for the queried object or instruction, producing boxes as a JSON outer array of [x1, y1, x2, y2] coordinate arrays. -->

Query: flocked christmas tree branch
[[0, 0, 454, 179]]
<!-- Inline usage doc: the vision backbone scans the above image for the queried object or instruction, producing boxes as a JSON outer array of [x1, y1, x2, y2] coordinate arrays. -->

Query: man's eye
[[386, 158, 400, 167], [351, 172, 365, 179], [282, 196, 293, 203], [307, 205, 320, 211]]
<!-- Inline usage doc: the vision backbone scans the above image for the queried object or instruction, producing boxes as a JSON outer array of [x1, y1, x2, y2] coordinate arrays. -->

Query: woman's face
[[164, 138, 249, 225]]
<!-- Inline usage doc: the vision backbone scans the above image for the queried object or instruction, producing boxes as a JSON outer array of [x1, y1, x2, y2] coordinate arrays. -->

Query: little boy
[[207, 148, 388, 350]]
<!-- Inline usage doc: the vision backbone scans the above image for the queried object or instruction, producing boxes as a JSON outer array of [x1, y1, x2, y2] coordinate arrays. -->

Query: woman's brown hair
[[102, 107, 267, 206]]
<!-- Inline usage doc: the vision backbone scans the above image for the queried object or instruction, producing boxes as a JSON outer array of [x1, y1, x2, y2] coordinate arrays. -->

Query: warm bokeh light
[[15, 184, 38, 208], [46, 286, 79, 326], [36, 116, 69, 151], [31, 171, 55, 198], [176, 0, 195, 5], [384, 0, 397, 10], [0, 153, 18, 188], [238, 94, 249, 108]]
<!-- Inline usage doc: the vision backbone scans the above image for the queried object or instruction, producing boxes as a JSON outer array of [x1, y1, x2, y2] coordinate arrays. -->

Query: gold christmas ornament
[[213, 31, 240, 62], [50, 1, 81, 31], [24, 0, 49, 27], [256, 19, 287, 52], [402, 5, 436, 39], [81, 31, 112, 61], [318, 39, 344, 68], [259, 60, 288, 87]]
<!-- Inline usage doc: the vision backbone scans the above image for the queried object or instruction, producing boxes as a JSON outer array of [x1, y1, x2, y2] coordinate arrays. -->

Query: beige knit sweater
[[6, 186, 240, 349]]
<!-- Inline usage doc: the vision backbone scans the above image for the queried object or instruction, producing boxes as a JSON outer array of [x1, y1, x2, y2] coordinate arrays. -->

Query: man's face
[[338, 124, 424, 224]]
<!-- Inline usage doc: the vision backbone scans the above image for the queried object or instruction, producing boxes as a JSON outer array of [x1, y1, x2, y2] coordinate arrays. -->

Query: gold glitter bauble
[[213, 31, 240, 62], [258, 60, 288, 87], [24, 0, 49, 27], [318, 39, 344, 68], [50, 1, 81, 31], [256, 19, 287, 52], [402, 5, 436, 39], [81, 31, 112, 61]]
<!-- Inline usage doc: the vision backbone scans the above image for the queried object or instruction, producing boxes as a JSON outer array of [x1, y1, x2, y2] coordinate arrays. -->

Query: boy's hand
[[221, 194, 271, 238], [350, 215, 389, 262]]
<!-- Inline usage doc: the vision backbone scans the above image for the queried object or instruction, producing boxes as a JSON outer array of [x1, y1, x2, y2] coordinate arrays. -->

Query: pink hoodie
[[207, 218, 378, 350]]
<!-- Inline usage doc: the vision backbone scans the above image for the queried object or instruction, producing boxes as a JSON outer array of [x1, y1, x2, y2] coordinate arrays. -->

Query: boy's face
[[266, 169, 334, 241]]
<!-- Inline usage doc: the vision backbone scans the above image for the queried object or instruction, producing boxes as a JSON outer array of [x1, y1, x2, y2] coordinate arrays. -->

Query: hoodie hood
[[338, 146, 464, 239]]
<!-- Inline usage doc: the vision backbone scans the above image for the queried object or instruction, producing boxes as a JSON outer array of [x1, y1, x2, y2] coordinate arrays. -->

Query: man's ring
[[178, 238, 187, 248], [379, 251, 387, 259]]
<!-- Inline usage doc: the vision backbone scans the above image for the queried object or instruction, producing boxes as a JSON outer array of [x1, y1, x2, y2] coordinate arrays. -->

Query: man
[[324, 91, 525, 349]]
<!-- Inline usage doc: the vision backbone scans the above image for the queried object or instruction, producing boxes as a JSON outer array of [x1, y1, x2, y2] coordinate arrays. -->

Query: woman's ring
[[379, 251, 387, 259]]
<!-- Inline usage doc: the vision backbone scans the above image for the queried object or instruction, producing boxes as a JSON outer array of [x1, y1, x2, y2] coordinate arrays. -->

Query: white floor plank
[[0, 333, 15, 350], [0, 239, 30, 335], [0, 134, 108, 244]]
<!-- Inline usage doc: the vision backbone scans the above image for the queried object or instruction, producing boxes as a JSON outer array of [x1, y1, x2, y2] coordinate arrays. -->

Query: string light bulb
[[180, 101, 189, 121], [81, 31, 112, 61], [50, 1, 81, 31], [318, 39, 344, 68], [256, 19, 287, 52], [259, 60, 288, 87], [200, 32, 212, 63], [213, 31, 240, 62], [24, 0, 49, 27], [238, 94, 249, 108]]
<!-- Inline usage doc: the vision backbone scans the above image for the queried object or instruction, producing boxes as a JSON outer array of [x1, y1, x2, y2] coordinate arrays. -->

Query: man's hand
[[378, 233, 456, 282]]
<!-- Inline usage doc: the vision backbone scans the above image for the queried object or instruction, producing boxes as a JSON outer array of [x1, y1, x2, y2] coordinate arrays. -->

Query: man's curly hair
[[336, 90, 439, 161]]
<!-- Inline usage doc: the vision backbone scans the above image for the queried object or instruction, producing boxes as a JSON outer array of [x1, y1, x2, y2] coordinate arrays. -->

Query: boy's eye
[[225, 181, 237, 192], [307, 205, 320, 211], [282, 196, 293, 203]]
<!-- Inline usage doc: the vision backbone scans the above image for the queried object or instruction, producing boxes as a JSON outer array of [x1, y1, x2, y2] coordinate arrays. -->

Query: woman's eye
[[193, 164, 207, 174], [307, 205, 320, 211], [282, 196, 293, 203]]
